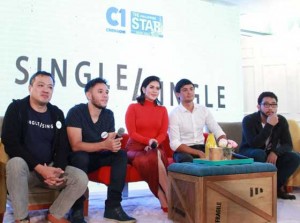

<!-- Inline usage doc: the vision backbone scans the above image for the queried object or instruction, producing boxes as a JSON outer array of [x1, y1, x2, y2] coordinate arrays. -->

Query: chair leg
[[122, 183, 129, 198], [83, 187, 89, 216], [0, 212, 4, 223], [285, 186, 293, 193], [83, 199, 89, 217]]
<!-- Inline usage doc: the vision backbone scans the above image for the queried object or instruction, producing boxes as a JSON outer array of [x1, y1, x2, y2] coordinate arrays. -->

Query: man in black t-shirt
[[66, 78, 136, 223]]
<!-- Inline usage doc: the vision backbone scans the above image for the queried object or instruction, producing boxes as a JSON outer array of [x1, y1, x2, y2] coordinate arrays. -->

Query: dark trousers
[[173, 144, 205, 163], [69, 150, 127, 208], [239, 148, 300, 189]]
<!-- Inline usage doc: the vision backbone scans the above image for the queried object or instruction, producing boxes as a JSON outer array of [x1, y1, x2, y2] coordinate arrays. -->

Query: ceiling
[[207, 0, 300, 36]]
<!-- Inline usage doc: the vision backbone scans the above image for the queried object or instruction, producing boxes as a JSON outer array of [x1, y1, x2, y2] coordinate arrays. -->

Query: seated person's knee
[[173, 152, 193, 163], [288, 151, 300, 166], [115, 149, 128, 164], [6, 157, 28, 173], [253, 150, 267, 162], [69, 151, 89, 172]]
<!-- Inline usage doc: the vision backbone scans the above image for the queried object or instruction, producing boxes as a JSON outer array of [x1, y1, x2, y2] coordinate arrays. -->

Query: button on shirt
[[168, 103, 225, 151]]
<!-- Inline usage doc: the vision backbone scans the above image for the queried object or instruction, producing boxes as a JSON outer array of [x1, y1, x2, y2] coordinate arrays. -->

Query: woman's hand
[[148, 138, 158, 149]]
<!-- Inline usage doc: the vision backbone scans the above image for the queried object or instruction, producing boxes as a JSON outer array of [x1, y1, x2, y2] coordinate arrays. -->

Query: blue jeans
[[239, 148, 300, 189], [69, 150, 127, 208], [173, 144, 205, 163], [6, 157, 88, 220]]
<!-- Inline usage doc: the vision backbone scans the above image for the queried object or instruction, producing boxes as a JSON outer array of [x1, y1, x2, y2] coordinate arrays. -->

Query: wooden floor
[[3, 182, 300, 223]]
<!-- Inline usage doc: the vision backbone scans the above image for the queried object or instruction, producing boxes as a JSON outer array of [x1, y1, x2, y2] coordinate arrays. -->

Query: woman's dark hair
[[136, 76, 161, 105]]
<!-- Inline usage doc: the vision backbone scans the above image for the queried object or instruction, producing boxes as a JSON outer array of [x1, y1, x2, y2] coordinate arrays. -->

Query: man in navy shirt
[[2, 71, 88, 223]]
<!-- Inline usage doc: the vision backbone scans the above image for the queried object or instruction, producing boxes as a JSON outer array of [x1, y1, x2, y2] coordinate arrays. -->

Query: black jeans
[[69, 150, 127, 208], [173, 144, 205, 163], [239, 148, 300, 189]]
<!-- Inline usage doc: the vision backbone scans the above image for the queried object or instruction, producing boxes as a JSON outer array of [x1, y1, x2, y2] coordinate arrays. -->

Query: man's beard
[[92, 102, 106, 110], [260, 110, 269, 118]]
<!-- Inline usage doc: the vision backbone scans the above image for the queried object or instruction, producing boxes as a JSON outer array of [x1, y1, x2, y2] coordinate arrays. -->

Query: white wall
[[0, 0, 243, 129], [241, 34, 300, 121]]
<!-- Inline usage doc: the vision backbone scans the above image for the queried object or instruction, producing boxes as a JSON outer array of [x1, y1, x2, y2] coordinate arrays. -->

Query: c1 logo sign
[[106, 7, 126, 34], [105, 6, 163, 38]]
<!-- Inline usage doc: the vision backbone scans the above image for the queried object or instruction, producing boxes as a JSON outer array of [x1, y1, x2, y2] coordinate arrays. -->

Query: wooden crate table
[[167, 162, 277, 223]]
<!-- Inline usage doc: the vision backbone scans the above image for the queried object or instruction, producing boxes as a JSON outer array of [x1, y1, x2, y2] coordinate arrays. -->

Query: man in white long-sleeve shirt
[[168, 79, 227, 162]]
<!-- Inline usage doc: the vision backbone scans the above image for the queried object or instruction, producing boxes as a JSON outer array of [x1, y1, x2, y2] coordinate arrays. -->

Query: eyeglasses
[[261, 103, 278, 108]]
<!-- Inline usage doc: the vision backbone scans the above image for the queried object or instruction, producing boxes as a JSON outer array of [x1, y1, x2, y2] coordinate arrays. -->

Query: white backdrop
[[0, 0, 243, 130]]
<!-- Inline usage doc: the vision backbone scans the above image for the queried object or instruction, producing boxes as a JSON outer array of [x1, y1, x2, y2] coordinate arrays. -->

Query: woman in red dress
[[125, 76, 169, 212]]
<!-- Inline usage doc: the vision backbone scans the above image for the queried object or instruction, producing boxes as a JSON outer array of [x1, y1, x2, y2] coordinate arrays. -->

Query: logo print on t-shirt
[[28, 120, 53, 129]]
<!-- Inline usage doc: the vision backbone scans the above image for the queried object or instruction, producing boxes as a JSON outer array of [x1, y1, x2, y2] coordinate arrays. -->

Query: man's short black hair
[[257, 91, 278, 104], [174, 79, 194, 93], [29, 71, 55, 85], [84, 77, 107, 93]]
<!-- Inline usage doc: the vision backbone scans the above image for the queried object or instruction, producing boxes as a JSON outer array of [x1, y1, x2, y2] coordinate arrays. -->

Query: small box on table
[[167, 162, 277, 223]]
